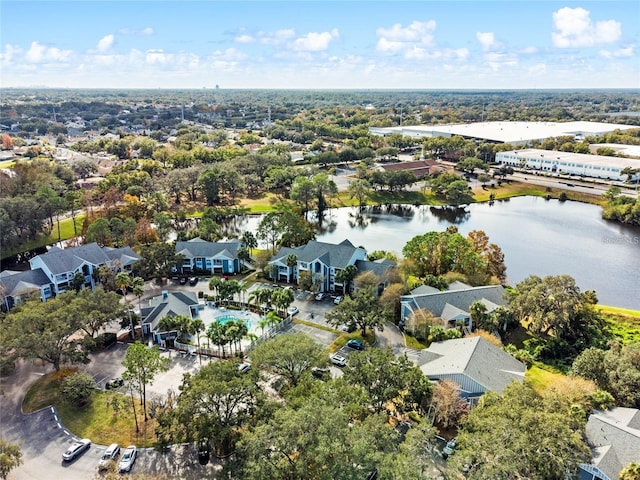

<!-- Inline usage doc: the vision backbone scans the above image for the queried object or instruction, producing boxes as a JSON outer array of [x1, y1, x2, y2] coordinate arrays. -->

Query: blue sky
[[1, 1, 638, 89]]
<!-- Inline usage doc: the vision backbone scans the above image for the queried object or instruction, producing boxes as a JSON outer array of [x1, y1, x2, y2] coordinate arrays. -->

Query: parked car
[[98, 443, 120, 470], [105, 377, 124, 390], [189, 277, 198, 286], [179, 277, 187, 285], [287, 306, 299, 316], [118, 445, 137, 473], [443, 437, 457, 458], [315, 292, 326, 301], [331, 354, 347, 367], [238, 362, 251, 373], [334, 295, 343, 304], [197, 438, 210, 465], [62, 438, 91, 462], [311, 367, 330, 380], [346, 339, 364, 350]]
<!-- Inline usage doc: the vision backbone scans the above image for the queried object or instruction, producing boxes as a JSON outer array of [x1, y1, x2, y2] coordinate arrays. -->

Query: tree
[[61, 371, 97, 406], [121, 342, 170, 421], [289, 176, 316, 215], [343, 348, 432, 414], [450, 382, 590, 480], [619, 462, 640, 480], [237, 385, 396, 480], [75, 286, 126, 338], [0, 440, 22, 480], [197, 168, 222, 205], [250, 332, 326, 387], [133, 242, 183, 283], [4, 293, 89, 370], [334, 264, 358, 295], [175, 360, 264, 456], [257, 212, 281, 254], [508, 275, 609, 360], [116, 272, 135, 338], [326, 287, 385, 337], [572, 342, 640, 408], [428, 379, 468, 429], [271, 288, 295, 316], [348, 179, 371, 207]]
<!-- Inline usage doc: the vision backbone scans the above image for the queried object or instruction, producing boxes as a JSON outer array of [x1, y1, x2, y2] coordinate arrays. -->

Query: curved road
[[0, 354, 217, 480]]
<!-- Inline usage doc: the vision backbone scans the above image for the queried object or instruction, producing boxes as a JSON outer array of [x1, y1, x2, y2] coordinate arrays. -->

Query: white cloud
[[292, 29, 338, 52], [211, 47, 247, 61], [552, 7, 621, 47], [118, 27, 155, 36], [24, 41, 72, 63], [235, 34, 255, 44], [376, 20, 436, 54], [96, 35, 114, 52], [0, 43, 23, 63], [600, 45, 634, 58], [520, 46, 538, 55], [476, 32, 498, 51]]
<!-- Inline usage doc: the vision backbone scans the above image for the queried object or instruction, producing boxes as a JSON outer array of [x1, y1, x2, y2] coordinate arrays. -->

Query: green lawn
[[23, 370, 157, 448], [525, 363, 566, 394], [1, 214, 84, 260]]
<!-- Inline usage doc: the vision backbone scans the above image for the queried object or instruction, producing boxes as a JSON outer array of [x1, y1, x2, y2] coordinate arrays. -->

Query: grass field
[[525, 363, 566, 394], [23, 370, 157, 448], [471, 181, 605, 205], [600, 306, 640, 345]]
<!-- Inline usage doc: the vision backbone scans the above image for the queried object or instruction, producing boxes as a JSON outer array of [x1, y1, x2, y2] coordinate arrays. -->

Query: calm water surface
[[237, 196, 640, 310]]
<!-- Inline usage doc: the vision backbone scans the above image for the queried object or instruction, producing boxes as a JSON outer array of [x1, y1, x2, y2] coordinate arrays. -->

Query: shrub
[[61, 371, 96, 406], [0, 356, 16, 376]]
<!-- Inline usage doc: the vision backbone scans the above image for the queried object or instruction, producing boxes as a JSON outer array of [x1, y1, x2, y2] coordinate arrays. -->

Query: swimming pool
[[216, 314, 254, 330]]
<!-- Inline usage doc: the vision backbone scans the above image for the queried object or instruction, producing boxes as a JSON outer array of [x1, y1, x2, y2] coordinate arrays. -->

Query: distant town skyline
[[1, 1, 638, 90]]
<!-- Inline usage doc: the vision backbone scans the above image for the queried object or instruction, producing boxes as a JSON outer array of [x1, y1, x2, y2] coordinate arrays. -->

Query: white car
[[331, 354, 347, 367], [287, 306, 299, 316], [315, 292, 326, 301], [118, 445, 137, 473], [98, 443, 120, 470], [334, 295, 343, 305], [62, 438, 91, 462], [238, 362, 251, 373]]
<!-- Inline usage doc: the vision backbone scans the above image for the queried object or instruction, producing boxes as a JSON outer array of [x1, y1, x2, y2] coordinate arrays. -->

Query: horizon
[[2, 1, 639, 90]]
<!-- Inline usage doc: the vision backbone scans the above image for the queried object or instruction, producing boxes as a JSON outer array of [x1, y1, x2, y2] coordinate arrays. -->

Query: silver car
[[62, 438, 91, 462], [118, 445, 137, 473]]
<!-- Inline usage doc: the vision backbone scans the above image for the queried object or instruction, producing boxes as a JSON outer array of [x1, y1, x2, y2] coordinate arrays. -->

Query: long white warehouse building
[[496, 149, 640, 182], [370, 121, 637, 146]]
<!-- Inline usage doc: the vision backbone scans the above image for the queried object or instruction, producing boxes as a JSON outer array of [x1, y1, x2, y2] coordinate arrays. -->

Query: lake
[[236, 196, 640, 310]]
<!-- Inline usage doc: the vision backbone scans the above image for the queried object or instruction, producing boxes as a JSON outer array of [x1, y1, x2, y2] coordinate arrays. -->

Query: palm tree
[[191, 317, 205, 364], [284, 254, 298, 284], [209, 276, 223, 303], [249, 288, 273, 314], [335, 264, 358, 295], [132, 276, 145, 312], [206, 321, 228, 358], [115, 272, 134, 338]]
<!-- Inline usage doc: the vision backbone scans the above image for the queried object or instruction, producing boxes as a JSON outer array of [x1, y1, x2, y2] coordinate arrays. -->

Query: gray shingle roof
[[585, 408, 640, 480], [354, 259, 396, 277], [32, 243, 111, 275], [142, 291, 199, 332], [403, 284, 507, 318], [271, 239, 363, 269], [419, 336, 526, 394], [175, 238, 241, 259], [0, 268, 50, 296], [103, 246, 141, 267]]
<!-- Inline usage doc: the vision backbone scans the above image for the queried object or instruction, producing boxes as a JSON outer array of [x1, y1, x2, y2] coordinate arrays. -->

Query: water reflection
[[429, 206, 471, 224]]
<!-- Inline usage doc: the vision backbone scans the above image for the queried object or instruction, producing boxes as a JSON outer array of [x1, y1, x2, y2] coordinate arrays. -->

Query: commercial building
[[495, 149, 640, 181], [370, 121, 637, 146]]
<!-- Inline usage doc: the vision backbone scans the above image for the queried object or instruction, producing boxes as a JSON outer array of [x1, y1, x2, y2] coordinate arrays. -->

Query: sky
[[1, 1, 639, 90]]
